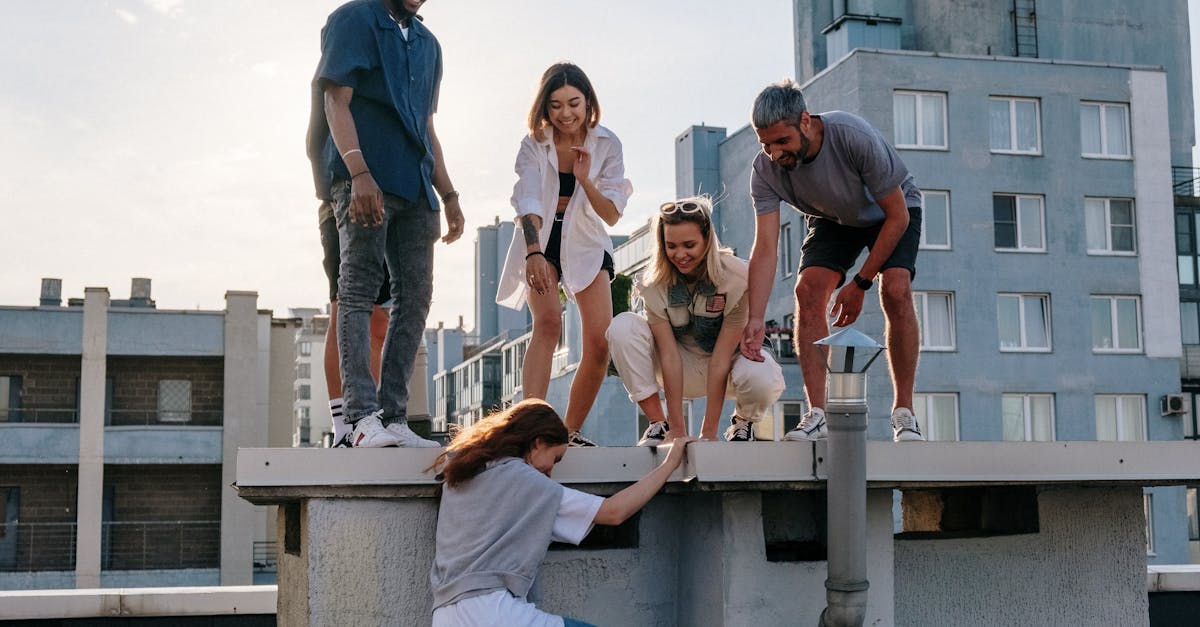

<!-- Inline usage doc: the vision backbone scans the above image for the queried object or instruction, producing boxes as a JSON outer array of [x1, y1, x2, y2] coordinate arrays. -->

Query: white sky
[[2, 1, 1197, 332], [0, 0, 793, 329]]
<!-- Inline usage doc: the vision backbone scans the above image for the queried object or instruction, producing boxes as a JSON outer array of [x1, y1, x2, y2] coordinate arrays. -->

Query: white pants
[[606, 312, 785, 422]]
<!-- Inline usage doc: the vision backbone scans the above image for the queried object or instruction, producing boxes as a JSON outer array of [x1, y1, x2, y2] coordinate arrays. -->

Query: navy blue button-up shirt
[[307, 0, 442, 209]]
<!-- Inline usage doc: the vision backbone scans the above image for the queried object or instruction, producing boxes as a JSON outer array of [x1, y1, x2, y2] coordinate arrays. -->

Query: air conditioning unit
[[1160, 394, 1187, 416]]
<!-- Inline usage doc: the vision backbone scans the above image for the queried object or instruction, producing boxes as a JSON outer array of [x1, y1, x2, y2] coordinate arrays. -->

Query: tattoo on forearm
[[521, 215, 540, 248]]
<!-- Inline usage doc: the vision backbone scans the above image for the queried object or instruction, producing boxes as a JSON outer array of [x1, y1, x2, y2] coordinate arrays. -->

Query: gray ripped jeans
[[332, 180, 439, 425]]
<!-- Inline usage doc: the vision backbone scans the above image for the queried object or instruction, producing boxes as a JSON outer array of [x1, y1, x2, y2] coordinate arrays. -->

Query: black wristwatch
[[852, 273, 873, 291]]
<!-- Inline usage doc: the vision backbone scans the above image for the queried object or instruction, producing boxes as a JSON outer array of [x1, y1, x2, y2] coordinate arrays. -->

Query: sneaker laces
[[892, 410, 918, 432], [798, 410, 824, 431], [728, 419, 753, 440], [644, 421, 669, 439]]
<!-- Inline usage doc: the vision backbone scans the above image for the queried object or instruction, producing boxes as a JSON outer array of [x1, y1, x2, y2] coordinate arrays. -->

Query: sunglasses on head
[[659, 201, 704, 215]]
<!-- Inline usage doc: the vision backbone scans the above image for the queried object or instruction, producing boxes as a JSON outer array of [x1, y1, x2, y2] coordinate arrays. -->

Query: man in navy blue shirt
[[308, 0, 464, 448]]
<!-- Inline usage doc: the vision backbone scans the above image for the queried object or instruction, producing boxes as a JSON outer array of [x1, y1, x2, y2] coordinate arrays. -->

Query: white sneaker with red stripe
[[350, 411, 401, 448]]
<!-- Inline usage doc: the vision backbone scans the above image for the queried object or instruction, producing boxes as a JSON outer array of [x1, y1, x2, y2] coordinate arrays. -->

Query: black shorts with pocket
[[798, 206, 922, 286]]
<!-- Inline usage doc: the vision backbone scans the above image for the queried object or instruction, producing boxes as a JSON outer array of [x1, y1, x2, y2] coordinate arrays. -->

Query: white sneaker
[[350, 412, 401, 448], [891, 407, 925, 442], [784, 408, 827, 441], [637, 421, 670, 447], [385, 421, 442, 448], [723, 416, 756, 442]]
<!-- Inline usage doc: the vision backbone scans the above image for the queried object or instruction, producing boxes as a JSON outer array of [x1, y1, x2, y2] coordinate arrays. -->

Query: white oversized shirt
[[496, 125, 633, 309]]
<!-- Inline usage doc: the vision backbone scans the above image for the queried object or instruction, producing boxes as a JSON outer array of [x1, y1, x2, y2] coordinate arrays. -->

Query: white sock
[[330, 398, 351, 440]]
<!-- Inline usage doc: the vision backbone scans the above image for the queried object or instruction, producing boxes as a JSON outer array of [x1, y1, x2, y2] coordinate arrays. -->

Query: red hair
[[430, 399, 568, 487]]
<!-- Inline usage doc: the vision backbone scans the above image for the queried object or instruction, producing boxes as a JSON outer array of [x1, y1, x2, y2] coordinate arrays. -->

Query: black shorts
[[319, 214, 391, 305], [798, 206, 922, 286], [544, 212, 615, 282]]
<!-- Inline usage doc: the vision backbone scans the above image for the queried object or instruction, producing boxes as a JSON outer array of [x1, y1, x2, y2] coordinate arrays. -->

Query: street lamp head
[[814, 327, 885, 404]]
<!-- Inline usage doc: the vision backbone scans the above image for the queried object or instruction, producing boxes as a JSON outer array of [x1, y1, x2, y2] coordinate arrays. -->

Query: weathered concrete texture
[[301, 498, 439, 627], [539, 495, 683, 626], [895, 486, 1148, 627]]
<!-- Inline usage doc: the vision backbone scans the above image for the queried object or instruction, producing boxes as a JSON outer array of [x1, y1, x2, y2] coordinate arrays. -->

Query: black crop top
[[558, 171, 576, 197]]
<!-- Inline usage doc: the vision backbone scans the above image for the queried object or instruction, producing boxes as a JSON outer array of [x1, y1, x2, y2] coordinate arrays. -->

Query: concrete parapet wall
[[895, 486, 1148, 627]]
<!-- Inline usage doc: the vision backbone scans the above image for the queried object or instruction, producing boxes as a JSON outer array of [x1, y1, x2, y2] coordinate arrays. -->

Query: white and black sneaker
[[332, 432, 354, 448], [637, 421, 670, 447], [568, 430, 597, 447], [723, 416, 755, 442], [350, 411, 401, 448], [784, 408, 828, 441], [385, 421, 441, 448], [890, 407, 925, 442]]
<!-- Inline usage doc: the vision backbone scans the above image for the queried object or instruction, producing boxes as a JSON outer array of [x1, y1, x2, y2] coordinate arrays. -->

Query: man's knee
[[879, 271, 915, 315]]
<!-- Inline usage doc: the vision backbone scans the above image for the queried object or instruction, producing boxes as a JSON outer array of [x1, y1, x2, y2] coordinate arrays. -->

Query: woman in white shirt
[[607, 196, 785, 445], [429, 399, 692, 626], [497, 63, 633, 447]]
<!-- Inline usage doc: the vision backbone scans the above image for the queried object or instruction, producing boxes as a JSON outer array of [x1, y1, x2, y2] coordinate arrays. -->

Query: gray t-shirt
[[751, 111, 922, 227]]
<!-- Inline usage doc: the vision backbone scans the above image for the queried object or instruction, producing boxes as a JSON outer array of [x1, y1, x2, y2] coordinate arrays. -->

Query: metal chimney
[[40, 278, 62, 307], [129, 277, 155, 308]]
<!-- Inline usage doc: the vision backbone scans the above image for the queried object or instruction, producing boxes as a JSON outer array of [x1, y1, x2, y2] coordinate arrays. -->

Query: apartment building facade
[[0, 278, 290, 589]]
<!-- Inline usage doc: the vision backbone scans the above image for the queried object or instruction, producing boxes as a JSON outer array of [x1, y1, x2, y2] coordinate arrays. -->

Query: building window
[[893, 91, 947, 150], [1090, 296, 1142, 353], [998, 293, 1051, 351], [636, 400, 692, 442], [296, 363, 311, 380], [1187, 488, 1198, 546], [1002, 393, 1055, 441], [157, 379, 192, 423], [1081, 102, 1131, 158], [914, 291, 955, 351], [780, 401, 809, 433], [993, 194, 1045, 252], [1085, 198, 1136, 255], [920, 190, 951, 249], [1095, 394, 1146, 441], [0, 375, 20, 422], [1144, 493, 1155, 555], [297, 384, 311, 401], [299, 341, 312, 357], [1183, 303, 1200, 345], [1178, 210, 1199, 286], [989, 97, 1041, 154], [779, 221, 794, 276], [913, 393, 959, 441]]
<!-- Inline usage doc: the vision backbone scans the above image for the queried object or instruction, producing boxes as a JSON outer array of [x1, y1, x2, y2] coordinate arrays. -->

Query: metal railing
[[253, 541, 278, 573], [0, 521, 77, 572], [0, 407, 79, 424], [100, 521, 220, 571], [1175, 166, 1200, 197], [0, 409, 224, 426]]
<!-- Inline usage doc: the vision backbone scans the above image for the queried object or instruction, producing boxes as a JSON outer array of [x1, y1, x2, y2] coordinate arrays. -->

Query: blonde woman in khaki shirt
[[607, 196, 784, 445]]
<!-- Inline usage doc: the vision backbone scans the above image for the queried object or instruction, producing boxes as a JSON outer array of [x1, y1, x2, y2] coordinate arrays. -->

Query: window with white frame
[[1182, 302, 1200, 345], [1085, 198, 1136, 254], [157, 379, 192, 423], [1081, 102, 1131, 158], [779, 221, 794, 276], [1095, 394, 1146, 441], [993, 194, 1045, 251], [1090, 296, 1142, 352], [299, 341, 312, 357], [914, 291, 955, 351], [1001, 393, 1055, 441], [297, 363, 311, 380], [997, 293, 1051, 351], [913, 393, 959, 441], [893, 91, 947, 150], [1145, 493, 1155, 555], [989, 97, 1041, 154], [781, 401, 809, 433], [920, 190, 951, 249]]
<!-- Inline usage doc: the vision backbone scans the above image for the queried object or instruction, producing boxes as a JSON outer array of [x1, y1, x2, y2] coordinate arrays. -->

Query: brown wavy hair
[[430, 399, 568, 487], [527, 62, 601, 142]]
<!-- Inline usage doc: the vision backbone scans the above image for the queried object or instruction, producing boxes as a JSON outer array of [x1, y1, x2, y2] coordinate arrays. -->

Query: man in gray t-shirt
[[740, 79, 925, 443]]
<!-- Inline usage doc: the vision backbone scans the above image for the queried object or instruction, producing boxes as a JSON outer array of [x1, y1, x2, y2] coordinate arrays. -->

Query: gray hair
[[751, 79, 807, 129]]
